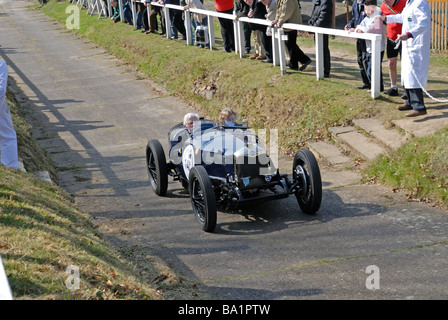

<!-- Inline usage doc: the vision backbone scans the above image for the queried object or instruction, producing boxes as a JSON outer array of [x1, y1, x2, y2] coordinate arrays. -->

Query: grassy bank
[[39, 1, 448, 207], [1, 82, 201, 299]]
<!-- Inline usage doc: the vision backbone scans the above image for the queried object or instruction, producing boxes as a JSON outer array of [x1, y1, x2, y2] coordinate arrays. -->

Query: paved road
[[2, 0, 448, 300]]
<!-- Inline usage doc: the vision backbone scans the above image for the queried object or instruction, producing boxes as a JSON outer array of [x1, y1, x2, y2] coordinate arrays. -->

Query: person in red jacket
[[214, 0, 235, 52], [381, 0, 406, 97]]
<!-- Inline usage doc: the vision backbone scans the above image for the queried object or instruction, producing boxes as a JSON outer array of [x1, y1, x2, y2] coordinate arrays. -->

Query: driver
[[183, 112, 200, 133]]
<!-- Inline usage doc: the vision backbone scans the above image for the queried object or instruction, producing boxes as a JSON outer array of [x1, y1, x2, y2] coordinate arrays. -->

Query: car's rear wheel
[[188, 166, 217, 232], [292, 149, 322, 214], [146, 139, 168, 196]]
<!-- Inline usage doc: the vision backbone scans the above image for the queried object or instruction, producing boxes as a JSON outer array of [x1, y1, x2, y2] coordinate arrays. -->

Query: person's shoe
[[401, 93, 408, 100], [384, 87, 399, 96], [245, 49, 251, 54], [324, 74, 331, 78], [288, 65, 299, 71], [357, 84, 370, 89], [299, 59, 312, 71], [406, 110, 427, 117], [261, 59, 273, 63], [397, 104, 413, 111]]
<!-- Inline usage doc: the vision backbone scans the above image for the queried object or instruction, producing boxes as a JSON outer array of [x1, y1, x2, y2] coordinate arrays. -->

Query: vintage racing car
[[146, 119, 322, 232]]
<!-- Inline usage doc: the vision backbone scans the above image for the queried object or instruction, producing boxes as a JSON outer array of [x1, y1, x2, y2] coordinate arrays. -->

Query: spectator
[[141, 1, 151, 33], [184, 0, 210, 48], [110, 0, 121, 23], [214, 0, 235, 52], [0, 60, 19, 170], [123, 0, 134, 25], [132, 0, 146, 31], [380, 0, 407, 97], [353, 0, 385, 92], [249, 0, 272, 64], [309, 0, 333, 78], [272, 0, 311, 71], [110, 0, 132, 24], [235, 0, 253, 55], [262, 0, 291, 65], [262, 0, 276, 30], [145, 2, 164, 35], [345, 0, 370, 90], [167, 0, 186, 40], [378, 0, 431, 117]]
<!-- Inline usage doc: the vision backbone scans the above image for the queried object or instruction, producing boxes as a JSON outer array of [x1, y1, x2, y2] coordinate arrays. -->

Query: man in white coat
[[0, 59, 19, 169], [378, 0, 431, 117]]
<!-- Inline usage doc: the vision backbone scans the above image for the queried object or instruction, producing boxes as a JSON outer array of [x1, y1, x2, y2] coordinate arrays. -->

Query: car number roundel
[[182, 144, 195, 180]]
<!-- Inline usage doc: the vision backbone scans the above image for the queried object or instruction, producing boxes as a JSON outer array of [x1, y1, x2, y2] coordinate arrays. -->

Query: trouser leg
[[357, 39, 370, 86], [0, 106, 19, 170], [406, 88, 426, 112]]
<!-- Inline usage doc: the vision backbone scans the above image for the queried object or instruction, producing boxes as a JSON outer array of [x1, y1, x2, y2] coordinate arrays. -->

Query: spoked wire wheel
[[146, 139, 168, 196], [188, 166, 217, 232]]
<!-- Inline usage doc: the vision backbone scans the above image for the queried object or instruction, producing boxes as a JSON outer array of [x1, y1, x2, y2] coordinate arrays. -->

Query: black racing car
[[146, 119, 322, 232]]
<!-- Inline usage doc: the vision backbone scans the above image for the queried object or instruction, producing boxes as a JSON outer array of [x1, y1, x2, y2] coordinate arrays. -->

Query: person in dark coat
[[345, 0, 370, 89], [272, 0, 311, 71], [235, 0, 253, 54], [309, 0, 333, 78]]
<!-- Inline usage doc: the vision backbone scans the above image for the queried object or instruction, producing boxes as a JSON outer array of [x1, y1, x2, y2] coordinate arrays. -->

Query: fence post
[[185, 9, 192, 46], [119, 0, 124, 23], [98, 0, 107, 18], [315, 32, 324, 79], [235, 19, 245, 57], [0, 256, 13, 300], [277, 28, 286, 75], [371, 35, 381, 98], [163, 5, 171, 39], [208, 15, 215, 50], [272, 26, 279, 66], [131, 0, 137, 27], [108, 0, 112, 18]]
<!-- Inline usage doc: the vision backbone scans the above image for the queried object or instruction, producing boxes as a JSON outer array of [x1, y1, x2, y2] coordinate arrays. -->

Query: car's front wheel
[[146, 139, 168, 196], [188, 166, 217, 232], [292, 149, 322, 214]]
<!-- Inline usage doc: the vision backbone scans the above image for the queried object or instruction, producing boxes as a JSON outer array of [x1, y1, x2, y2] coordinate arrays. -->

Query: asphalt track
[[1, 0, 448, 300]]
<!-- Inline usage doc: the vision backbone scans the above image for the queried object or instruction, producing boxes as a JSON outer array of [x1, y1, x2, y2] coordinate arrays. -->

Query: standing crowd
[[98, 0, 431, 117], [345, 0, 431, 117]]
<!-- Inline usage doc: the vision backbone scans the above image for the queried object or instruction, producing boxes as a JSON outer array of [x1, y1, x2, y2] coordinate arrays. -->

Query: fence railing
[[76, 0, 383, 99], [429, 0, 448, 51]]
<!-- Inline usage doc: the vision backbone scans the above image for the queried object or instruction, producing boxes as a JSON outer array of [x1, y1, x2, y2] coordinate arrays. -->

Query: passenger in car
[[219, 108, 238, 126]]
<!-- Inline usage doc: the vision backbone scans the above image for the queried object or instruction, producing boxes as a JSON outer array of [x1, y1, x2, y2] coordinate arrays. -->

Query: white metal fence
[[76, 0, 382, 99]]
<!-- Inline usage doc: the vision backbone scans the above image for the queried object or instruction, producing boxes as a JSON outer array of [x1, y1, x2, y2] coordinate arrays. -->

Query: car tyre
[[146, 139, 168, 196], [188, 166, 217, 232], [292, 149, 322, 214]]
